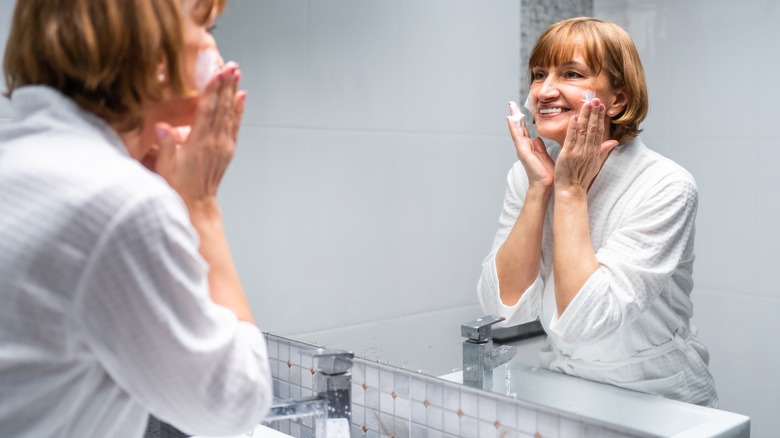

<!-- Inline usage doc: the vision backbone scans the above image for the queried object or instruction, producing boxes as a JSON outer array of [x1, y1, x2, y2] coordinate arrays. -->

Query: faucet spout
[[461, 315, 517, 390], [263, 347, 354, 433], [488, 344, 517, 369], [264, 396, 327, 422]]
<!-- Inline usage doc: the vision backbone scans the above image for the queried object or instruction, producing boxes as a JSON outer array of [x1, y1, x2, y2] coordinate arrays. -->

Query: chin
[[535, 127, 565, 145]]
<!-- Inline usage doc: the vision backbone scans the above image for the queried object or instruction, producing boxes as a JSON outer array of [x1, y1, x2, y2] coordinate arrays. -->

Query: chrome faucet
[[263, 348, 353, 436], [461, 315, 516, 390]]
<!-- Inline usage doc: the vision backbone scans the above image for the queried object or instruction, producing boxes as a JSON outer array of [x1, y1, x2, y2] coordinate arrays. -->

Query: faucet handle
[[461, 315, 505, 343], [303, 348, 354, 375]]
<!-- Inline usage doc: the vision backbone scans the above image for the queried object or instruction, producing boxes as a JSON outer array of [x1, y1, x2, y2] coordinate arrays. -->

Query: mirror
[[211, 0, 775, 433], [0, 0, 772, 434], [213, 0, 589, 379], [214, 0, 524, 378]]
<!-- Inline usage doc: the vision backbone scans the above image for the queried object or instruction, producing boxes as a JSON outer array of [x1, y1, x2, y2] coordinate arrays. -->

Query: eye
[[564, 70, 583, 79], [206, 24, 217, 33], [531, 69, 546, 81]]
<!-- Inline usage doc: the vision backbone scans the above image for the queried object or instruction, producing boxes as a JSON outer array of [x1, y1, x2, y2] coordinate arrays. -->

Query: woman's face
[[180, 0, 224, 95], [529, 48, 625, 145], [146, 1, 223, 125], [134, 1, 223, 163]]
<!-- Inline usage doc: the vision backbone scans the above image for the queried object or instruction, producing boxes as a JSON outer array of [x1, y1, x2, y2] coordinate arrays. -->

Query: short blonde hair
[[3, 0, 225, 130], [528, 17, 648, 144]]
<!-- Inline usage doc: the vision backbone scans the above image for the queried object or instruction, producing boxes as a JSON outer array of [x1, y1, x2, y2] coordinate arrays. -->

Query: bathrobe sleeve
[[72, 192, 272, 436], [549, 173, 698, 345], [478, 162, 549, 327]]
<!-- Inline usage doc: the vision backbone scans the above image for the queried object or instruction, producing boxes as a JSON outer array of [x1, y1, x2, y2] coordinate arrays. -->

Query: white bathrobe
[[478, 137, 718, 407], [0, 86, 272, 437]]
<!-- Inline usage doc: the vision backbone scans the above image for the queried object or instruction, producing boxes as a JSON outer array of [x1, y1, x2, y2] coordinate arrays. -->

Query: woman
[[477, 17, 718, 407], [0, 0, 272, 436]]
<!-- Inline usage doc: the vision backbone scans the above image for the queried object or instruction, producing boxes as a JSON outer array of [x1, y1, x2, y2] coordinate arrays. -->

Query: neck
[[114, 121, 157, 161]]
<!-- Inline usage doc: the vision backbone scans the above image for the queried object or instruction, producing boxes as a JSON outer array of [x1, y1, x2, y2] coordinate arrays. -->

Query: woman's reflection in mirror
[[478, 17, 718, 407]]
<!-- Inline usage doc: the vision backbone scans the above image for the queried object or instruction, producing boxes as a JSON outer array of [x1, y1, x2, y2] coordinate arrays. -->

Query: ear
[[156, 56, 168, 84], [608, 89, 628, 118]]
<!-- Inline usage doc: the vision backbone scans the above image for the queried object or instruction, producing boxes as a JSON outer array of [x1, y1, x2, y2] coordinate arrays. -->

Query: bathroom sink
[[438, 361, 749, 437]]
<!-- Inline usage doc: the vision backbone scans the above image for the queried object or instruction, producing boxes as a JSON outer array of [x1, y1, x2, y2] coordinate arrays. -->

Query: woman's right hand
[[506, 101, 555, 189], [153, 62, 246, 213]]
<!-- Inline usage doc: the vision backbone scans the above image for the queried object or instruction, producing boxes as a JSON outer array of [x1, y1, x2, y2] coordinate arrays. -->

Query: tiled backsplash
[[264, 334, 645, 438]]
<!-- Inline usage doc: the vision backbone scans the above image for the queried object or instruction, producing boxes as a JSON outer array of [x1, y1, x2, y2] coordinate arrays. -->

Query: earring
[[158, 72, 166, 83]]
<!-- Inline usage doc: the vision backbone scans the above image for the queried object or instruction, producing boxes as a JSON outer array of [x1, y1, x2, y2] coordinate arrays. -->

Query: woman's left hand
[[554, 98, 619, 194]]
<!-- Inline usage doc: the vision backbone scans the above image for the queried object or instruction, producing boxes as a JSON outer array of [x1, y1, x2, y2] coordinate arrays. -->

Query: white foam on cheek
[[194, 49, 221, 92], [581, 89, 596, 104], [523, 95, 537, 114]]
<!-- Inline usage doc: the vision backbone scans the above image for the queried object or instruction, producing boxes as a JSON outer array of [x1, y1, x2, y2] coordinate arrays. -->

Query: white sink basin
[[193, 424, 292, 438], [438, 362, 749, 437]]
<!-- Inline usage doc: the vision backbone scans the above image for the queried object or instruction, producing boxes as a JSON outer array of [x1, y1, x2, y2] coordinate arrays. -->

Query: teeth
[[539, 108, 564, 114]]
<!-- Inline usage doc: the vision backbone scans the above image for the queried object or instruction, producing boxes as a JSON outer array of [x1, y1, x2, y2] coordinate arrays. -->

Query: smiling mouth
[[539, 108, 570, 115]]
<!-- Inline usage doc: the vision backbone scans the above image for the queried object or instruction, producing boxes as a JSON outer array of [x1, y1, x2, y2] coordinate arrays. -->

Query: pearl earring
[[158, 72, 165, 83]]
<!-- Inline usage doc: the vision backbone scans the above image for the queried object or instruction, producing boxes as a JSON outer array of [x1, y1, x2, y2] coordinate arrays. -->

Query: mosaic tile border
[[264, 334, 648, 438]]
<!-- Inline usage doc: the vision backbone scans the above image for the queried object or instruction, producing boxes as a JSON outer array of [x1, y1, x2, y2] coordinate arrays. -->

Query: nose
[[536, 76, 561, 102]]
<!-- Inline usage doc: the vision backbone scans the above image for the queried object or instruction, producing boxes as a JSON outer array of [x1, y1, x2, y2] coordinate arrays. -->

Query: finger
[[563, 113, 579, 150], [586, 98, 605, 150], [507, 101, 524, 132], [600, 139, 619, 156], [154, 123, 178, 174], [233, 91, 247, 140], [531, 137, 547, 156], [506, 115, 521, 142], [224, 68, 241, 139], [212, 66, 237, 131], [573, 103, 591, 150], [232, 67, 241, 96], [190, 67, 222, 139], [521, 117, 530, 138]]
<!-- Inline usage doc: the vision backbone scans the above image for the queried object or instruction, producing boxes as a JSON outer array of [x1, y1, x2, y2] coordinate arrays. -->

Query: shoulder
[[39, 134, 192, 246], [624, 139, 698, 210], [626, 138, 697, 195]]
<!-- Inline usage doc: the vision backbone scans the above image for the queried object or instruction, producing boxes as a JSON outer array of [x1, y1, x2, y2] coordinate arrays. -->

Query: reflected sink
[[438, 361, 749, 437], [192, 424, 292, 438]]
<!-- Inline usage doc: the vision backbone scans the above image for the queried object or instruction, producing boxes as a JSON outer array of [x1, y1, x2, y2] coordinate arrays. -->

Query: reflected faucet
[[263, 348, 354, 436], [461, 315, 516, 390]]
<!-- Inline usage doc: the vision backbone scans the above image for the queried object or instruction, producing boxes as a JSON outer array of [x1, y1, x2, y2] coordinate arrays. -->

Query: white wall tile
[[222, 127, 516, 336], [215, 0, 309, 128], [755, 0, 780, 139], [753, 139, 780, 296], [537, 411, 559, 438], [220, 127, 406, 333], [478, 396, 497, 424], [393, 133, 516, 310], [681, 138, 758, 293], [515, 405, 537, 434], [308, 1, 402, 130], [399, 0, 521, 135], [596, 0, 760, 140], [691, 288, 780, 435]]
